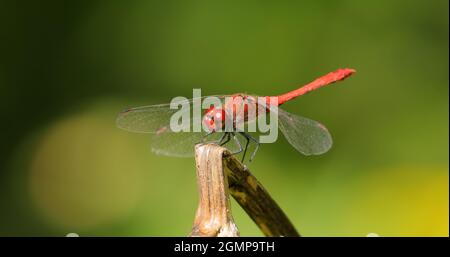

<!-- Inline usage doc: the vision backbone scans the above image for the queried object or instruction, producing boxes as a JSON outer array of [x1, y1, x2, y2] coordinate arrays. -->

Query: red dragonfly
[[117, 68, 355, 162]]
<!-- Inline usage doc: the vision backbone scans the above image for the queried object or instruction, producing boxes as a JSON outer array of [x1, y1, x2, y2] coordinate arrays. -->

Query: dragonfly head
[[203, 107, 226, 132]]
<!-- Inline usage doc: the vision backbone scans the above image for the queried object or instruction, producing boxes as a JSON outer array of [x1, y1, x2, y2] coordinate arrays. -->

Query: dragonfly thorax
[[203, 94, 263, 132]]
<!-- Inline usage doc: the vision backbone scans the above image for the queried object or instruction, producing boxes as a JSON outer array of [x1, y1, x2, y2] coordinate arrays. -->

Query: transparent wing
[[277, 108, 332, 155], [117, 95, 237, 157], [150, 131, 210, 157], [116, 103, 184, 133], [150, 131, 243, 157], [116, 96, 225, 133]]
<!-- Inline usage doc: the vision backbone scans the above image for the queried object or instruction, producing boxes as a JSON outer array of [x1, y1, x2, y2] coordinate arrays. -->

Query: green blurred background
[[0, 0, 448, 236]]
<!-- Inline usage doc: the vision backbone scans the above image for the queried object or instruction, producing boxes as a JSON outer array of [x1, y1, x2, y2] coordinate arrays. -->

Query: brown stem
[[190, 143, 300, 237]]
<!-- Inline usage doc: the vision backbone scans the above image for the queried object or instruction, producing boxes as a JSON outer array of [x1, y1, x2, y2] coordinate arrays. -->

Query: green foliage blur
[[0, 0, 448, 236]]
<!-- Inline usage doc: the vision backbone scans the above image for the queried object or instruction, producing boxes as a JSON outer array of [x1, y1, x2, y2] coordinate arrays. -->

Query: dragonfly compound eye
[[202, 108, 226, 132]]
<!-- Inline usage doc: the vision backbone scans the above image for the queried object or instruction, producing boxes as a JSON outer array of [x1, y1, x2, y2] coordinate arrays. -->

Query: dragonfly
[[116, 68, 355, 162]]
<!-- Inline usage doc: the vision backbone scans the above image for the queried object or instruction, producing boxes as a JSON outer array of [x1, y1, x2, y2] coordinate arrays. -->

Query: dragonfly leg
[[217, 132, 227, 145], [201, 131, 215, 143], [230, 132, 243, 155], [200, 131, 228, 146], [238, 132, 250, 162], [219, 132, 231, 146], [238, 132, 260, 162]]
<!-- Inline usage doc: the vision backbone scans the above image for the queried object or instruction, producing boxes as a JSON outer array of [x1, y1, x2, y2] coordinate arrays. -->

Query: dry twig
[[190, 143, 299, 237]]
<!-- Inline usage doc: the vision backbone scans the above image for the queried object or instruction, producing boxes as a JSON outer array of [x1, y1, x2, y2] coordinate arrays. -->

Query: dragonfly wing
[[116, 95, 226, 133], [151, 131, 224, 157], [117, 95, 239, 157], [277, 108, 332, 155], [151, 132, 205, 157], [116, 103, 183, 133]]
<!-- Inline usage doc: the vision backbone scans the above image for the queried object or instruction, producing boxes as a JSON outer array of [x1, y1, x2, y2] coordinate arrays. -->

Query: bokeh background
[[0, 0, 448, 236]]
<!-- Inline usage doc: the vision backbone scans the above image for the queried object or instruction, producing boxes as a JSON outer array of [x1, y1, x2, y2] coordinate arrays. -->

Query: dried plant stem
[[190, 143, 299, 237]]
